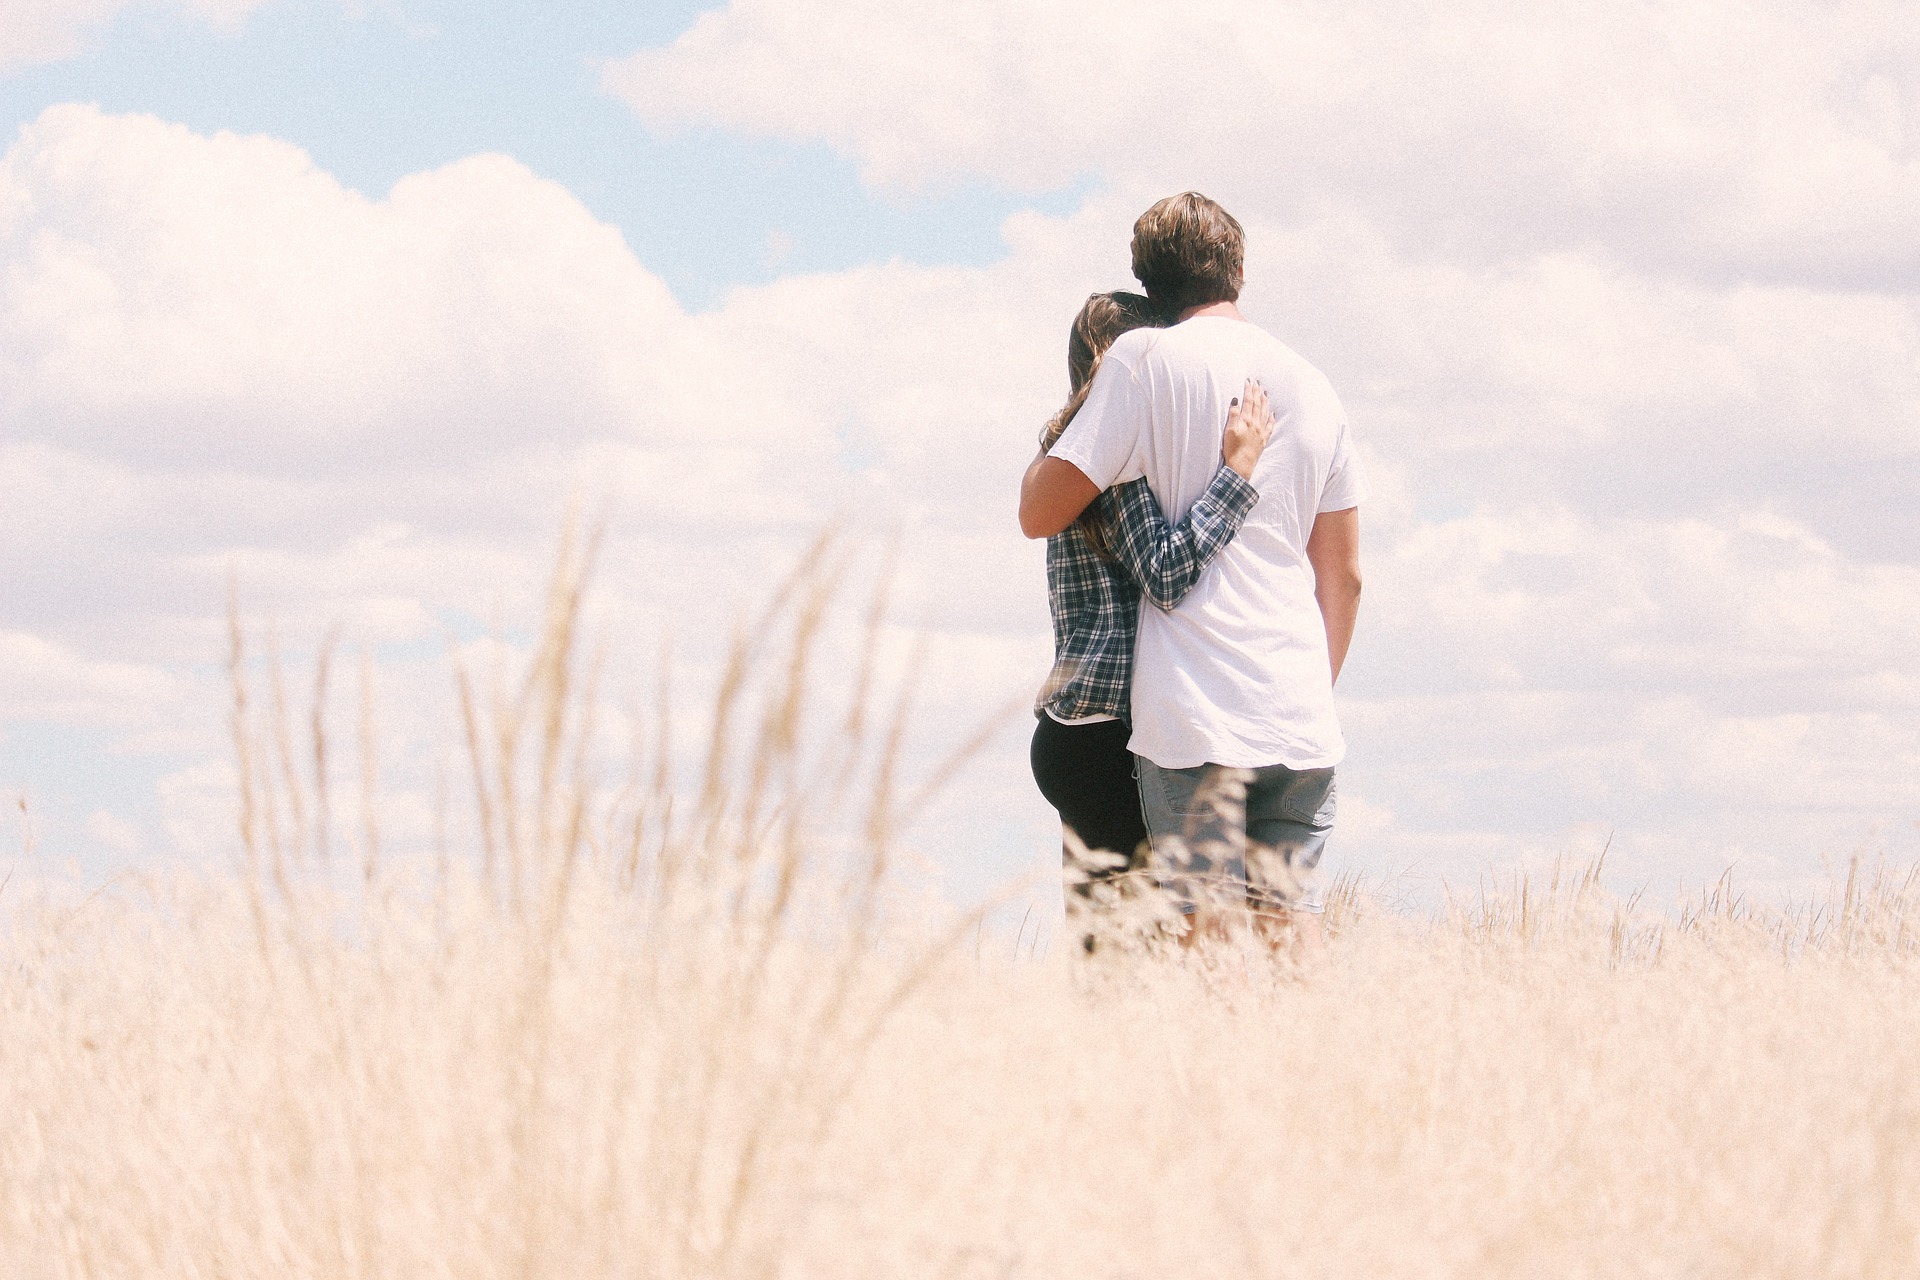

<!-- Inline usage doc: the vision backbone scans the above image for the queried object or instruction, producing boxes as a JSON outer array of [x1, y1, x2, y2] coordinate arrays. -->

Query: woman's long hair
[[1038, 291, 1164, 560]]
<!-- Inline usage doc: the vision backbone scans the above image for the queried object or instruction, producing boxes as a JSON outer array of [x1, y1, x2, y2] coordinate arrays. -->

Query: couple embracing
[[1019, 192, 1365, 955]]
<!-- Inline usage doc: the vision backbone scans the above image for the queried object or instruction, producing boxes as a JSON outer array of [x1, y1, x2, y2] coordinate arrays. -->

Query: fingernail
[[1230, 397, 1239, 406]]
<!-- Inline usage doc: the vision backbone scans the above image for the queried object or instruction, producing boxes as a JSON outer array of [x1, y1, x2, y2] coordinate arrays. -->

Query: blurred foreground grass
[[5, 530, 1918, 1279]]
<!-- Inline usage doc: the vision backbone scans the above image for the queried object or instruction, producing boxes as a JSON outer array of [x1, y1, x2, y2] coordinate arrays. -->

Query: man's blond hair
[[1130, 192, 1245, 315]]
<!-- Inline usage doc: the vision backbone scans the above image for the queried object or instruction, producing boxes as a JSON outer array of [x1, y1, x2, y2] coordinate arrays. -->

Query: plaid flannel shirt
[[1038, 464, 1258, 721]]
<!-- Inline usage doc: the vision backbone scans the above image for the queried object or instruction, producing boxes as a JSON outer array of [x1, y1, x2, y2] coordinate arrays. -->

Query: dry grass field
[[6, 535, 1918, 1278]]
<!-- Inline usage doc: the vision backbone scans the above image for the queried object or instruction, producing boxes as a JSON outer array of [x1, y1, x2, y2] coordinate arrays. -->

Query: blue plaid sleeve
[[1102, 466, 1258, 611]]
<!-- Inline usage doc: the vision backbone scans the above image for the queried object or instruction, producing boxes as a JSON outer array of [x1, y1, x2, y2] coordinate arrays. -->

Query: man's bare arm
[[1306, 506, 1362, 684], [1019, 453, 1100, 540]]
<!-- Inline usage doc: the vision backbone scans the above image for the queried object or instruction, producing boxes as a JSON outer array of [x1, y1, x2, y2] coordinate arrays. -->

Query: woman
[[1029, 291, 1272, 923]]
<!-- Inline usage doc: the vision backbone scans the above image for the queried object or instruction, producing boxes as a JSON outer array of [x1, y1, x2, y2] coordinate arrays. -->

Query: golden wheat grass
[[4, 532, 1919, 1279]]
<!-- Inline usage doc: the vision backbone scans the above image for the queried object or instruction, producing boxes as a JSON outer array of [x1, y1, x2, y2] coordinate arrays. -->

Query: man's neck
[[1175, 299, 1244, 324]]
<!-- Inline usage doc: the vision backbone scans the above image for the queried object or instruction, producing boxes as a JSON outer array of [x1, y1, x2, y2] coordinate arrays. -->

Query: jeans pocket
[[1279, 771, 1336, 827], [1159, 765, 1216, 818]]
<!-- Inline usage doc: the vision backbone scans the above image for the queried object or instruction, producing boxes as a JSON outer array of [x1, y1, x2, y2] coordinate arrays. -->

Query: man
[[1018, 192, 1364, 954]]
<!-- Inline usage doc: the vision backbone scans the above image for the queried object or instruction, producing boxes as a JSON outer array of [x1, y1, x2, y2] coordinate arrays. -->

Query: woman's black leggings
[[1029, 714, 1149, 887]]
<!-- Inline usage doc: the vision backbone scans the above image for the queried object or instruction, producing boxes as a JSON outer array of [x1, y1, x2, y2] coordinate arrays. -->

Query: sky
[[2, 0, 1917, 920]]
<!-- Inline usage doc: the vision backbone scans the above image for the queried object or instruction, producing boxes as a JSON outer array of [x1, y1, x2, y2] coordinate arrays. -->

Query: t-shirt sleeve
[[1318, 419, 1367, 513], [1048, 351, 1147, 489]]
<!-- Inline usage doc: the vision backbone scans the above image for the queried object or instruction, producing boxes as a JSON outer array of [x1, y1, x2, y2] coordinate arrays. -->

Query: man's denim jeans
[[1135, 758, 1336, 914]]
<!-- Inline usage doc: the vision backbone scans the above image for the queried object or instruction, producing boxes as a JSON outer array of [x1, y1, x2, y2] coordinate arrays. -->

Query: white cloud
[[1335, 497, 1920, 889], [0, 629, 183, 725], [1364, 505, 1920, 700], [83, 807, 144, 854], [606, 0, 1920, 287], [0, 0, 265, 74], [0, 106, 700, 474], [0, 0, 124, 73]]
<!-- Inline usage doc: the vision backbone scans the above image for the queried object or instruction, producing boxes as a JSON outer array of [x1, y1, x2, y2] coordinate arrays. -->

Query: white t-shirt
[[1049, 316, 1364, 770]]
